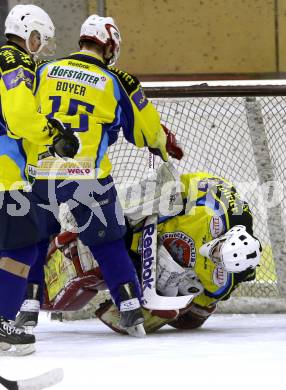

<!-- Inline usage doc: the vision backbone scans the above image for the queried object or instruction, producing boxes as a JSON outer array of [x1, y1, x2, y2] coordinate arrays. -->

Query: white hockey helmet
[[199, 225, 262, 273], [5, 4, 55, 56], [80, 14, 121, 65]]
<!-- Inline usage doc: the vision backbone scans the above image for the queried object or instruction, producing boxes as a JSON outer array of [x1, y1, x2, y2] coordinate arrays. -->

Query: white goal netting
[[108, 82, 286, 313], [60, 82, 286, 315]]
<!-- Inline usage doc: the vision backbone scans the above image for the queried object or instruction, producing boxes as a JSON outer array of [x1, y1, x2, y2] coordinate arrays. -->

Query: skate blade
[[126, 323, 146, 338], [0, 342, 35, 356]]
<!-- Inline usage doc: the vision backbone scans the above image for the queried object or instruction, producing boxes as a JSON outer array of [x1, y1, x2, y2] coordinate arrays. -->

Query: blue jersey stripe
[[99, 67, 135, 144], [0, 102, 7, 136], [93, 66, 135, 170], [34, 61, 53, 95], [95, 130, 109, 172], [0, 135, 27, 181], [204, 273, 233, 299], [196, 194, 227, 228]]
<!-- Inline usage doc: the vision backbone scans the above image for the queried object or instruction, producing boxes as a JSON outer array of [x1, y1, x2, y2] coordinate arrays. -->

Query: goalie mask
[[199, 225, 262, 273], [79, 14, 121, 65], [5, 4, 55, 56]]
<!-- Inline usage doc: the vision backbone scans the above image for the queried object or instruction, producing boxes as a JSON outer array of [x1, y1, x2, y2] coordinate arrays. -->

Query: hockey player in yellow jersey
[[32, 18, 182, 179], [16, 15, 183, 337], [0, 4, 79, 355], [0, 6, 79, 190], [92, 170, 262, 333]]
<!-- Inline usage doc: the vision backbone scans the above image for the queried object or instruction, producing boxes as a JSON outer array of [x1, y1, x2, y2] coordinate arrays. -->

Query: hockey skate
[[0, 316, 35, 356], [118, 283, 146, 338], [14, 284, 40, 332], [14, 306, 39, 330]]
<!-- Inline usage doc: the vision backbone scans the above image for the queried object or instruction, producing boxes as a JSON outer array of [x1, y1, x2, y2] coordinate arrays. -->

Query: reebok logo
[[142, 224, 155, 291]]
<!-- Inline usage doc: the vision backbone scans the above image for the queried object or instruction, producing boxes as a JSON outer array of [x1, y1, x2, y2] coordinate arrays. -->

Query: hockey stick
[[0, 368, 64, 390], [141, 214, 194, 310]]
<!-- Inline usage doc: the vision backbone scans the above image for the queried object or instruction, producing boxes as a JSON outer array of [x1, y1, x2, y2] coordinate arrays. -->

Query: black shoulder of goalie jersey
[[107, 66, 140, 96], [220, 268, 256, 302], [0, 43, 35, 73]]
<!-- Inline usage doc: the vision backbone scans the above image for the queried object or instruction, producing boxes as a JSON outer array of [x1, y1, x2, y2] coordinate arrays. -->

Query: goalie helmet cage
[[108, 82, 286, 314]]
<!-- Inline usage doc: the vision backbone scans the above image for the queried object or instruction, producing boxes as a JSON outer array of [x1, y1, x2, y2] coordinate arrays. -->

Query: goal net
[[59, 81, 286, 316]]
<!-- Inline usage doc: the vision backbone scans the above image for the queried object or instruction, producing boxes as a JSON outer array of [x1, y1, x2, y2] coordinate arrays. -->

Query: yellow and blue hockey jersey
[[0, 42, 56, 189], [131, 172, 256, 308], [34, 51, 167, 180]]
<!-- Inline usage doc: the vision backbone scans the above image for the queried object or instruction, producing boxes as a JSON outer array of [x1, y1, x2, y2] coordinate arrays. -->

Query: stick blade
[[17, 368, 64, 390], [0, 376, 18, 390]]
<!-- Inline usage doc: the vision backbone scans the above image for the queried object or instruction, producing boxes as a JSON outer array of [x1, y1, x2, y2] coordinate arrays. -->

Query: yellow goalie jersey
[[0, 43, 56, 190], [34, 51, 167, 179], [131, 172, 255, 308]]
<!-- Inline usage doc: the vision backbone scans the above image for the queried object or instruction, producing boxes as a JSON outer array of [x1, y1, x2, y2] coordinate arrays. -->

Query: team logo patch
[[198, 178, 224, 192], [132, 87, 148, 111], [161, 231, 196, 267], [198, 179, 209, 192], [213, 265, 228, 287], [210, 215, 225, 238], [2, 68, 34, 90]]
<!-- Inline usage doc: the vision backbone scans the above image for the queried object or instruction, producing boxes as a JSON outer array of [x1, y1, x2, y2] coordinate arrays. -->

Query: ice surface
[[1, 313, 286, 390]]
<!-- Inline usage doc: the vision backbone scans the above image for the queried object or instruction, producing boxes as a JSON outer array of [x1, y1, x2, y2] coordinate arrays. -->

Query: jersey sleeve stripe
[[95, 130, 109, 172], [0, 136, 27, 181], [34, 61, 53, 95], [204, 273, 234, 299]]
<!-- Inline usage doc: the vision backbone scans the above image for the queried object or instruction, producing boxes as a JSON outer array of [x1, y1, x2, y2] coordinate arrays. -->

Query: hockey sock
[[89, 238, 142, 308], [0, 245, 38, 320], [26, 239, 50, 304]]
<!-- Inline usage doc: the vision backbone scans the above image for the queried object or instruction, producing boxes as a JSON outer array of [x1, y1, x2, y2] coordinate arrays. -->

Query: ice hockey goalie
[[39, 164, 262, 334]]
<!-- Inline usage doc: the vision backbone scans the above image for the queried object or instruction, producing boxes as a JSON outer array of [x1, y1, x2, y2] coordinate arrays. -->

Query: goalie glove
[[178, 269, 204, 296], [156, 244, 203, 297], [47, 118, 80, 158]]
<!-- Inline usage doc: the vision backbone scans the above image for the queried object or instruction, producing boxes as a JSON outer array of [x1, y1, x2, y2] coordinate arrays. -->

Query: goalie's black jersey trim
[[218, 268, 256, 302]]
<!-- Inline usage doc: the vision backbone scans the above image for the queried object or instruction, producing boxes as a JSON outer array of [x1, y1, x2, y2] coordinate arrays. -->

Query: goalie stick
[[0, 368, 64, 390], [141, 214, 195, 310]]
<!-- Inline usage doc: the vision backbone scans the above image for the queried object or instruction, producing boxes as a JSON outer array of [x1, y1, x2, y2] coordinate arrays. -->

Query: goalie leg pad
[[169, 303, 217, 330], [43, 233, 106, 311], [95, 295, 175, 334]]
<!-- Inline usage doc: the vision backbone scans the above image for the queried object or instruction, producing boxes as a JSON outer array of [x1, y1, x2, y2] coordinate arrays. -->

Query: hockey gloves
[[148, 124, 184, 161], [162, 124, 184, 160], [48, 118, 79, 158]]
